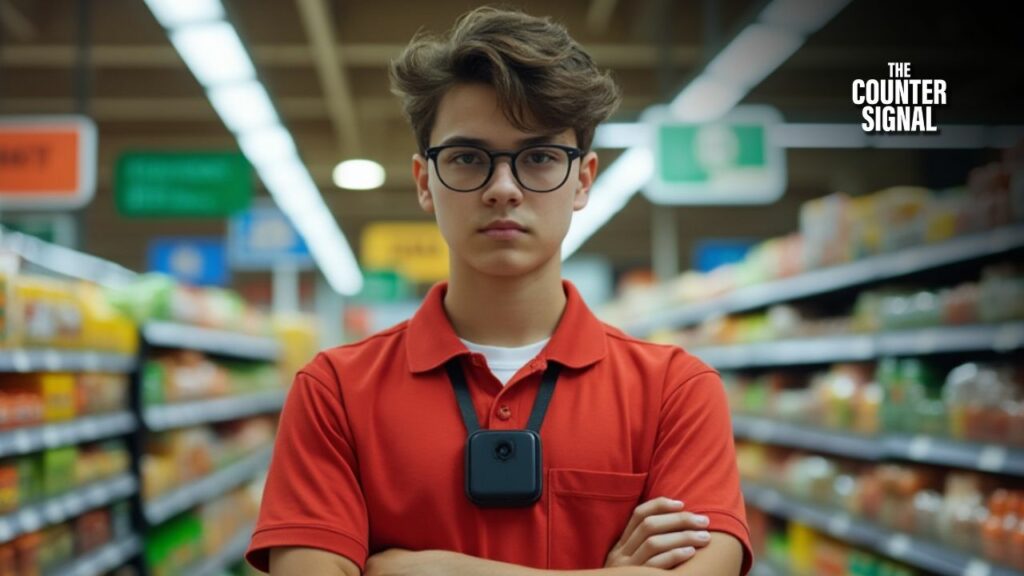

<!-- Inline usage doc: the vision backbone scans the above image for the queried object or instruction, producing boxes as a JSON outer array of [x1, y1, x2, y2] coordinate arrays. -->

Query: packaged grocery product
[[41, 374, 76, 422], [0, 465, 17, 513], [13, 533, 41, 576], [0, 543, 14, 576], [41, 447, 77, 496], [76, 373, 129, 415], [76, 282, 138, 354], [0, 252, 18, 348], [16, 276, 84, 349], [800, 192, 852, 269], [875, 186, 932, 252]]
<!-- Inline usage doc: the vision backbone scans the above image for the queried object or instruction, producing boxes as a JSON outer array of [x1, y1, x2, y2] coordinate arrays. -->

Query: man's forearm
[[414, 550, 679, 576]]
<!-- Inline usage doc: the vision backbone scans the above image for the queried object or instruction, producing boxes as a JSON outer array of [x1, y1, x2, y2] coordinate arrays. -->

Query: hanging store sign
[[0, 116, 98, 210], [643, 105, 786, 205], [227, 203, 314, 270], [148, 237, 229, 287], [361, 222, 449, 283], [115, 151, 252, 217]]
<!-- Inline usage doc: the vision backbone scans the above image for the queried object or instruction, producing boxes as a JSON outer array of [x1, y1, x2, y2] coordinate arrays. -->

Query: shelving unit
[[733, 415, 1024, 476], [749, 557, 787, 576], [46, 534, 143, 576], [622, 224, 1024, 572], [691, 321, 1024, 369], [0, 349, 136, 373], [743, 482, 1021, 576], [0, 344, 140, 572], [626, 224, 1024, 337], [142, 321, 280, 362], [127, 322, 284, 575], [143, 389, 287, 432], [0, 474, 137, 544], [0, 411, 136, 458], [143, 445, 273, 526], [185, 521, 257, 576]]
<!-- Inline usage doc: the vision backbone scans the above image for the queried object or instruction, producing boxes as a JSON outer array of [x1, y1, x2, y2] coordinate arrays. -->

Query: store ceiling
[[0, 0, 1021, 286]]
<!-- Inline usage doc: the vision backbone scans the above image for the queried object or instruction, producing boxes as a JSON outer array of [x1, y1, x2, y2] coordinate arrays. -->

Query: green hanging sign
[[115, 151, 252, 217]]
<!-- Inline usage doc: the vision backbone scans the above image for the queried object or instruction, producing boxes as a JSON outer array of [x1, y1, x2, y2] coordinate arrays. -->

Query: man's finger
[[643, 546, 696, 569], [621, 512, 710, 557], [617, 497, 684, 546], [633, 530, 712, 563]]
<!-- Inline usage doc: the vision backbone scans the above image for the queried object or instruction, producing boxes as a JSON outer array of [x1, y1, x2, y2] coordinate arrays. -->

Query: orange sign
[[0, 116, 97, 209]]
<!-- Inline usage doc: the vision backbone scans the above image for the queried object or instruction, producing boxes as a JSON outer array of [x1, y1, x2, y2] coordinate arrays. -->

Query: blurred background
[[0, 0, 1022, 575]]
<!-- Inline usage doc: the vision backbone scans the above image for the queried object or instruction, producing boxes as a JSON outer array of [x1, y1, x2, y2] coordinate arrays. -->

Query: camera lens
[[495, 441, 514, 460]]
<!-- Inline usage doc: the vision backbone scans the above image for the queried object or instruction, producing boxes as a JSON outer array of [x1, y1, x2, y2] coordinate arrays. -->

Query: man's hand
[[604, 497, 712, 570]]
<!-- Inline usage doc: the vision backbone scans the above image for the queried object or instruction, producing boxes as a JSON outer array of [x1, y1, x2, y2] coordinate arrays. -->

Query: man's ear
[[412, 154, 434, 213], [573, 151, 598, 211]]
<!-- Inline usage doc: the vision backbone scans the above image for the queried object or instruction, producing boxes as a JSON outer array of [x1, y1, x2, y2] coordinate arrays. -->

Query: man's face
[[413, 83, 597, 278]]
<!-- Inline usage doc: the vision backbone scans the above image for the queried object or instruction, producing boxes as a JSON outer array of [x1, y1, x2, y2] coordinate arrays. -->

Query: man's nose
[[481, 159, 524, 205]]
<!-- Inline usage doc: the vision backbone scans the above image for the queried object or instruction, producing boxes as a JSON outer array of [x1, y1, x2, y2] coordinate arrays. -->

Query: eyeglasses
[[425, 144, 583, 193]]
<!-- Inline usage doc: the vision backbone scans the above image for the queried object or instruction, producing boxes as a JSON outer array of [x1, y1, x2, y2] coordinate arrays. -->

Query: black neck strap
[[445, 357, 561, 434]]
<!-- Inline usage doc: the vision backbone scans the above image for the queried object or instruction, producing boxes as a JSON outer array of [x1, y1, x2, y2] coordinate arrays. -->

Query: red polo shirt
[[246, 281, 752, 574]]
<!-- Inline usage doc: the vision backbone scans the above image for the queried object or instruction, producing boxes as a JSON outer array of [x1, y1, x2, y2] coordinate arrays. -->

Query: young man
[[246, 7, 751, 576]]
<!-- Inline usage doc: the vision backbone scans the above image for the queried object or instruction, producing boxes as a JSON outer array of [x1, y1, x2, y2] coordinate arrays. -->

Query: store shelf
[[883, 434, 1024, 477], [733, 415, 885, 461], [144, 445, 273, 526], [185, 521, 256, 576], [749, 558, 788, 576], [742, 483, 1021, 576], [626, 225, 1024, 336], [144, 389, 287, 431], [46, 534, 142, 576], [0, 412, 137, 459], [691, 322, 1024, 369], [733, 415, 1024, 477], [0, 349, 136, 373], [142, 321, 280, 362], [0, 473, 138, 544]]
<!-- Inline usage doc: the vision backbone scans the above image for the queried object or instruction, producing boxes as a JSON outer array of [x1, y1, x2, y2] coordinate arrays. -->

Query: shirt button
[[497, 405, 512, 421]]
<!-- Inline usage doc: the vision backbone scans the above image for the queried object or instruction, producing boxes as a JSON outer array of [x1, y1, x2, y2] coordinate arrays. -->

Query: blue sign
[[692, 239, 755, 273], [148, 237, 229, 286], [228, 204, 314, 270]]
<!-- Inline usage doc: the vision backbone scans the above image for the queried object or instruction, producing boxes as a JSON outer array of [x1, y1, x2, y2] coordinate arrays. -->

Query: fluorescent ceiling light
[[255, 161, 363, 295], [238, 124, 297, 167], [333, 159, 386, 190], [562, 0, 850, 260], [144, 0, 224, 29], [208, 81, 278, 133], [771, 123, 866, 148], [670, 77, 745, 122], [593, 123, 650, 149], [562, 147, 653, 257], [705, 24, 803, 90], [759, 0, 852, 35], [169, 21, 254, 86]]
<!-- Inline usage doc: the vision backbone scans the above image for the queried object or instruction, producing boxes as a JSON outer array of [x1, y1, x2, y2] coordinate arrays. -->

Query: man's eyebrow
[[436, 134, 568, 148]]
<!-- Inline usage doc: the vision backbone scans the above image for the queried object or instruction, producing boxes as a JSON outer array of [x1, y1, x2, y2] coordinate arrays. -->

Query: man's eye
[[452, 154, 484, 165], [526, 153, 555, 164]]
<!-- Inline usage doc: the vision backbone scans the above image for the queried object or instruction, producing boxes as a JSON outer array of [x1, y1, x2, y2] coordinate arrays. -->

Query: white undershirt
[[460, 337, 550, 386]]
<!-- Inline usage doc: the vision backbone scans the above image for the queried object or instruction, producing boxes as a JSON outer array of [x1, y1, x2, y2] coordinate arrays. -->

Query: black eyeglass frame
[[424, 144, 584, 193]]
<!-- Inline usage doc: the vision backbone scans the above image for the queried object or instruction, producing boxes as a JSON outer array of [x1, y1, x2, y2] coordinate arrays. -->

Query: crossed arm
[[269, 498, 744, 576]]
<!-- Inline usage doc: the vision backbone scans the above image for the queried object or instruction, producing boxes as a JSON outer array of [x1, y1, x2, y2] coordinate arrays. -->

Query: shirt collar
[[406, 280, 608, 374]]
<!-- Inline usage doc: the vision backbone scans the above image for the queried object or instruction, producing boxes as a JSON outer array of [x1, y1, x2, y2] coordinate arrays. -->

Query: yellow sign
[[361, 222, 449, 282]]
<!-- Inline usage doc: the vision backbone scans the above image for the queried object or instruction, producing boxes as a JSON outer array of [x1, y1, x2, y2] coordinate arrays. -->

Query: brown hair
[[389, 6, 621, 153]]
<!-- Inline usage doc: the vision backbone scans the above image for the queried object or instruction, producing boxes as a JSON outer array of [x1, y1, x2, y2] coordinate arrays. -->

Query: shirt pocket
[[547, 468, 648, 569]]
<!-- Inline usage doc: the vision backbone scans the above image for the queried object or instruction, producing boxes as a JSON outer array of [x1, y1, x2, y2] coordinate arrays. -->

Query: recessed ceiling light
[[333, 159, 386, 190]]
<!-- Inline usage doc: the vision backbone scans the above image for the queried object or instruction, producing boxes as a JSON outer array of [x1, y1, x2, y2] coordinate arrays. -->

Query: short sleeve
[[644, 352, 753, 575], [245, 364, 368, 572]]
